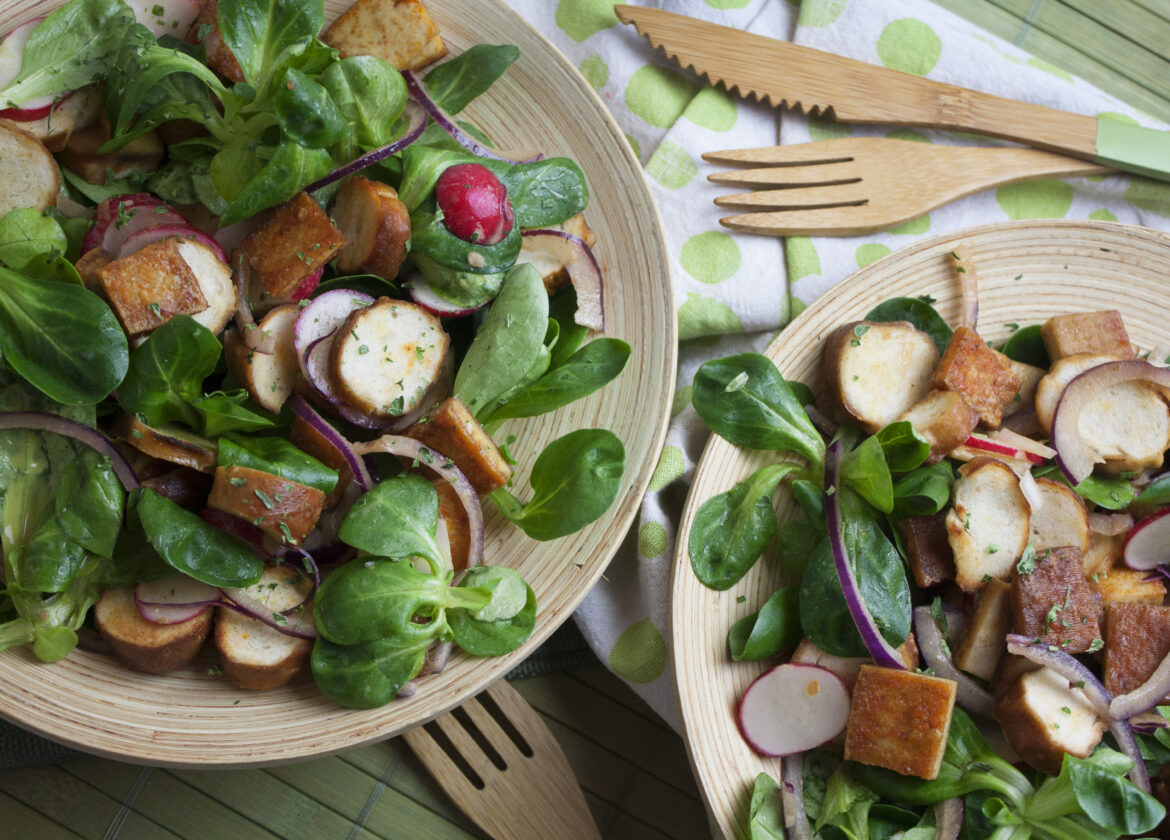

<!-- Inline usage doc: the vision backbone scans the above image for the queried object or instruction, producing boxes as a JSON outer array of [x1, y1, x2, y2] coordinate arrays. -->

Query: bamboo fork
[[402, 678, 602, 840], [704, 138, 1110, 236]]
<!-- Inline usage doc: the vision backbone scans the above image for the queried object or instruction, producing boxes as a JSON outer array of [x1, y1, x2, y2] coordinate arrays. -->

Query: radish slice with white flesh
[[521, 229, 604, 330], [135, 574, 220, 607], [824, 439, 908, 670], [293, 289, 375, 381], [994, 428, 1056, 462], [1124, 508, 1170, 571], [963, 433, 1046, 465], [136, 601, 211, 625], [85, 195, 187, 257], [0, 19, 63, 118], [736, 663, 850, 757], [120, 224, 226, 262], [407, 272, 485, 317], [129, 0, 200, 38]]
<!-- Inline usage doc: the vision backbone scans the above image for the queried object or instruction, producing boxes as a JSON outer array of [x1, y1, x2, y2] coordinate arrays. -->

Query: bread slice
[[945, 458, 1031, 591], [217, 565, 313, 690], [0, 119, 60, 215], [1027, 477, 1090, 555], [94, 585, 212, 674]]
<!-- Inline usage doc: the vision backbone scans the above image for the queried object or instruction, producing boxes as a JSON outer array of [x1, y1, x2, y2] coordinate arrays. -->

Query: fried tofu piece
[[406, 397, 511, 495], [1103, 602, 1170, 696], [113, 414, 218, 472], [995, 666, 1106, 775], [322, 0, 447, 70], [0, 120, 60, 215], [896, 389, 980, 464], [97, 237, 209, 336], [897, 512, 956, 589], [216, 564, 313, 690], [187, 0, 245, 83], [1012, 546, 1102, 654], [844, 665, 957, 780], [332, 177, 411, 279], [1083, 532, 1125, 579], [931, 326, 1022, 429], [94, 585, 212, 675], [953, 578, 1013, 681], [207, 465, 327, 545], [1027, 478, 1090, 555], [946, 458, 1031, 591], [822, 321, 939, 434], [75, 247, 115, 291], [1041, 310, 1134, 361], [239, 192, 346, 300], [1094, 566, 1167, 607]]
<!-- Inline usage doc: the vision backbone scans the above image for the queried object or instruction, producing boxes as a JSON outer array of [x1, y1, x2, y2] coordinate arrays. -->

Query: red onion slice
[[824, 439, 907, 670], [0, 411, 138, 491], [135, 574, 221, 607], [305, 101, 428, 193], [1052, 360, 1170, 485], [220, 588, 317, 640], [1006, 634, 1149, 792], [1112, 649, 1170, 721], [913, 607, 996, 718], [935, 799, 964, 840], [1090, 511, 1133, 536], [780, 753, 812, 840], [520, 229, 604, 331], [353, 436, 485, 570], [1018, 468, 1045, 512], [950, 246, 978, 331], [288, 394, 374, 491], [137, 601, 212, 625]]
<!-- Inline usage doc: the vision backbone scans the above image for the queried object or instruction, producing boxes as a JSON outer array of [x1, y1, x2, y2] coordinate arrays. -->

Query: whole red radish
[[435, 163, 514, 246]]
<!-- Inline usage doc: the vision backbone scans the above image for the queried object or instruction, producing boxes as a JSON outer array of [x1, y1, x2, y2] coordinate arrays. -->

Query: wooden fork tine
[[720, 205, 916, 237], [702, 139, 857, 166], [714, 182, 869, 209], [708, 164, 860, 188]]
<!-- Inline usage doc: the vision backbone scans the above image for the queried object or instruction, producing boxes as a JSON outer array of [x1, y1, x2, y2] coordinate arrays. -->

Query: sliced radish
[[135, 573, 220, 607], [964, 433, 1046, 465], [0, 19, 60, 116], [83, 194, 187, 257], [736, 663, 851, 757], [136, 601, 211, 625], [121, 224, 226, 262], [520, 229, 604, 330], [291, 267, 324, 301], [129, 0, 200, 38], [993, 428, 1056, 462], [407, 271, 486, 317], [1124, 507, 1170, 571], [293, 289, 375, 383]]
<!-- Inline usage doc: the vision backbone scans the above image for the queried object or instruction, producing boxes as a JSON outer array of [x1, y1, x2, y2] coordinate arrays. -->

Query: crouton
[[94, 585, 213, 674], [843, 665, 957, 780], [1068, 372, 1170, 476], [931, 327, 1022, 429], [1012, 545, 1102, 653], [823, 321, 939, 434], [516, 213, 599, 294], [1103, 602, 1170, 697], [11, 83, 102, 152], [56, 114, 163, 185], [897, 512, 956, 589], [953, 578, 1012, 681], [75, 247, 115, 291], [186, 0, 245, 83], [897, 390, 980, 464], [1094, 566, 1167, 607], [1041, 310, 1134, 361], [406, 397, 511, 495], [97, 237, 209, 336], [994, 666, 1106, 775], [1034, 353, 1121, 434], [1027, 478, 1090, 555], [207, 465, 327, 545], [329, 299, 450, 419], [946, 458, 1031, 591], [224, 305, 300, 414], [321, 0, 447, 70], [434, 478, 471, 571], [239, 192, 346, 300], [0, 120, 60, 215], [1083, 533, 1125, 579], [113, 414, 218, 472], [216, 564, 313, 690], [332, 177, 411, 279], [178, 239, 235, 335]]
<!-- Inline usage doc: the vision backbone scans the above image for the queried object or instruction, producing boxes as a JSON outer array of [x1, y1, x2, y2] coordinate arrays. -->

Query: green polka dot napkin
[[513, 0, 1170, 728]]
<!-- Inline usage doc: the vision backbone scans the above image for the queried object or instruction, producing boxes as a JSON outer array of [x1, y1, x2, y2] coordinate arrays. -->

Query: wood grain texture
[[0, 0, 675, 766], [671, 220, 1170, 840]]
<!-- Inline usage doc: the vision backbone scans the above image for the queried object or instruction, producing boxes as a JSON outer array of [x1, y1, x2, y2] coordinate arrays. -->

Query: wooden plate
[[0, 0, 675, 765], [672, 220, 1170, 839]]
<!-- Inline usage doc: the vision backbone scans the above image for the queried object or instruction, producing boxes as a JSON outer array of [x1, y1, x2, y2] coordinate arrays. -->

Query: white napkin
[[501, 0, 1170, 727]]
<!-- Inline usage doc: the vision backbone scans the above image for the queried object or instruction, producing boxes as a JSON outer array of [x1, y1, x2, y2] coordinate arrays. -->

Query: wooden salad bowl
[[671, 219, 1170, 839], [0, 0, 675, 765]]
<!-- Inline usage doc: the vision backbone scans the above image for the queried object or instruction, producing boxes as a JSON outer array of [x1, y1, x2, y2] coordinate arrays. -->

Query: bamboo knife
[[613, 5, 1170, 183]]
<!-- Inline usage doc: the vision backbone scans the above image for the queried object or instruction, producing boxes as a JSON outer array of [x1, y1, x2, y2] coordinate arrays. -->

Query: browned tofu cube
[[322, 0, 447, 70], [1011, 546, 1102, 653], [289, 414, 352, 506], [1041, 310, 1134, 361], [406, 397, 511, 495], [207, 465, 326, 545], [75, 246, 115, 291], [239, 192, 346, 299], [1094, 566, 1167, 607], [1083, 533, 1125, 579], [844, 665, 957, 780], [1104, 602, 1170, 696], [186, 0, 245, 83], [897, 389, 979, 464], [1007, 359, 1045, 414], [97, 237, 209, 336], [897, 512, 955, 589], [434, 478, 471, 572], [994, 666, 1106, 775], [953, 578, 1012, 681], [931, 326, 1022, 429]]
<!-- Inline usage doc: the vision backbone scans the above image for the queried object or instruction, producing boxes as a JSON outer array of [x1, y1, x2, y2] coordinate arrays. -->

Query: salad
[[0, 0, 631, 709], [687, 249, 1169, 839]]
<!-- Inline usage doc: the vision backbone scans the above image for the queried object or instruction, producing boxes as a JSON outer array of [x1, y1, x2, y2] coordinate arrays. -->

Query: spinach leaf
[[489, 428, 624, 541], [874, 421, 930, 474], [454, 264, 548, 418], [53, 449, 124, 557], [117, 315, 221, 429], [495, 158, 589, 228], [423, 45, 519, 115], [447, 567, 536, 656], [548, 286, 588, 368], [320, 55, 406, 147], [0, 0, 134, 106], [1137, 473, 1170, 505], [840, 435, 893, 513], [0, 209, 68, 271], [337, 474, 445, 572], [791, 478, 824, 521], [689, 463, 800, 590], [0, 265, 128, 405], [693, 354, 825, 466], [1034, 464, 1135, 511], [865, 297, 953, 356], [411, 254, 504, 309], [1062, 752, 1164, 835], [311, 634, 430, 709], [999, 324, 1050, 368], [21, 519, 89, 593], [274, 68, 348, 148], [134, 488, 263, 587], [218, 436, 337, 494], [219, 142, 333, 226], [193, 390, 278, 436], [728, 586, 801, 661], [747, 773, 787, 840], [776, 518, 823, 579], [216, 0, 322, 89], [410, 203, 522, 274], [817, 765, 879, 839], [484, 338, 631, 422], [892, 462, 954, 519], [397, 145, 476, 211]]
